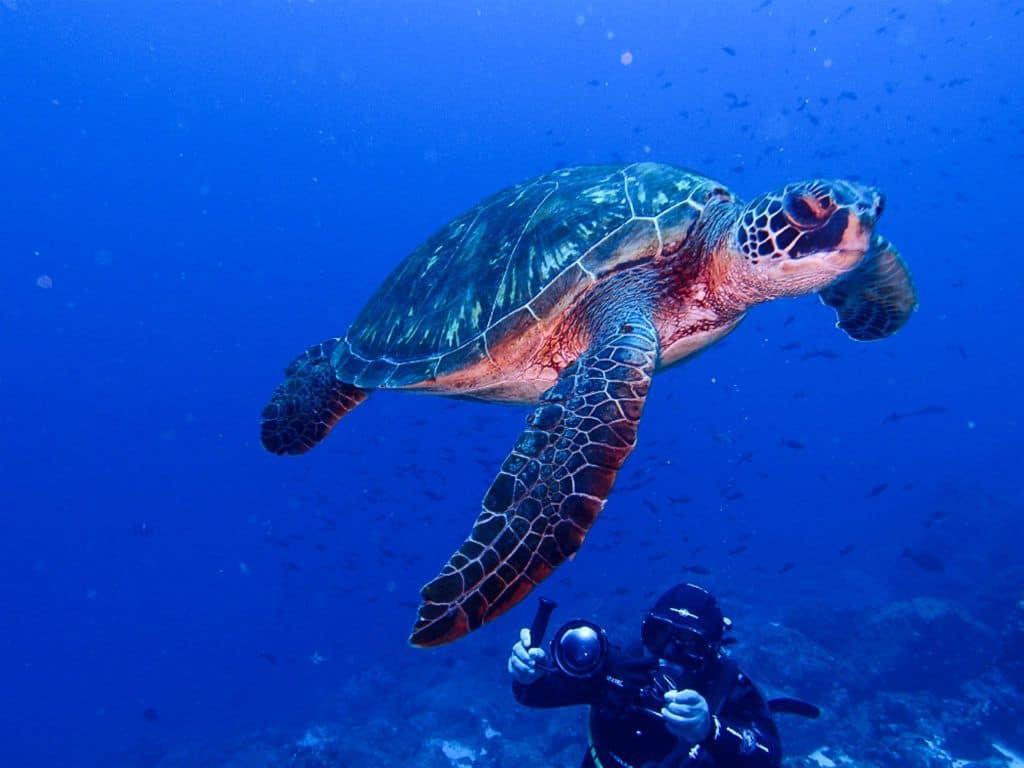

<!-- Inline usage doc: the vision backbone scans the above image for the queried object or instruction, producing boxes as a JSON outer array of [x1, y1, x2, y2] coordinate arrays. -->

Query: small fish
[[780, 439, 806, 450], [777, 561, 796, 575], [736, 451, 755, 465], [259, 652, 279, 666], [712, 431, 735, 445], [884, 405, 947, 423], [721, 46, 736, 56], [867, 483, 888, 498], [668, 495, 693, 505], [683, 564, 712, 575], [728, 545, 748, 556], [779, 342, 801, 351], [724, 92, 749, 109], [923, 510, 949, 528], [619, 473, 657, 492], [142, 708, 159, 722], [838, 544, 856, 556], [901, 547, 945, 573], [722, 489, 745, 502], [783, 315, 796, 327], [587, 79, 601, 87], [800, 348, 840, 361]]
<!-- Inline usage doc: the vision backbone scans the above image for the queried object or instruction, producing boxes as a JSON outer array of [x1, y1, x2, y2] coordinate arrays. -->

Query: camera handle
[[528, 597, 557, 649]]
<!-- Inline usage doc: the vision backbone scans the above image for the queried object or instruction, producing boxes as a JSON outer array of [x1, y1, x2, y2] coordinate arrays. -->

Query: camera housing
[[550, 619, 609, 678]]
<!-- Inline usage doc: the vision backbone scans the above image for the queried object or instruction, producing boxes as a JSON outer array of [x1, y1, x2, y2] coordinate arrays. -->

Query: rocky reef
[[146, 594, 1023, 768]]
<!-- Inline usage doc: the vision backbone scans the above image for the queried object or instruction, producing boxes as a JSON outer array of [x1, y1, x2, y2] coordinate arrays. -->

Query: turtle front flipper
[[410, 315, 658, 646], [819, 235, 917, 341], [261, 337, 370, 455]]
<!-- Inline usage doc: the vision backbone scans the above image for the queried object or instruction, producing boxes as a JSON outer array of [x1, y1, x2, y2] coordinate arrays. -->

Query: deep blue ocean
[[3, 2, 1022, 767]]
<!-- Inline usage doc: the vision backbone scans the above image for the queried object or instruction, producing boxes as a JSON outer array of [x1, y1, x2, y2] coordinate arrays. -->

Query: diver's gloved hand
[[507, 628, 547, 685], [662, 689, 711, 743]]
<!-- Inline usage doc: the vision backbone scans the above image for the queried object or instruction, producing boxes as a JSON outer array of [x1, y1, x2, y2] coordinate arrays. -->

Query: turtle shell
[[335, 162, 729, 389]]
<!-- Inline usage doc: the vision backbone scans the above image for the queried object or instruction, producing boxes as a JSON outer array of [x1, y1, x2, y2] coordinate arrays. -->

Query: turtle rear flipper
[[819, 235, 916, 341], [261, 338, 370, 455], [410, 314, 658, 647]]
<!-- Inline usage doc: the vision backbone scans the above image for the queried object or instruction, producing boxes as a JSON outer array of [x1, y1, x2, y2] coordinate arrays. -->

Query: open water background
[[2, 2, 1022, 766]]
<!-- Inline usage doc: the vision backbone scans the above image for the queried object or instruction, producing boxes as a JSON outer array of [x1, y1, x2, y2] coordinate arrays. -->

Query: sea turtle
[[260, 163, 916, 647]]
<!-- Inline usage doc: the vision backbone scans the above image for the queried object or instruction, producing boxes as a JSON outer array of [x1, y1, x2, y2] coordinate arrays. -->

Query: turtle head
[[729, 179, 884, 299]]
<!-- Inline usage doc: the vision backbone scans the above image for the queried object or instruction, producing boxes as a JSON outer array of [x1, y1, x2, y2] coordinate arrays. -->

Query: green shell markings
[[259, 162, 916, 647], [335, 164, 723, 391]]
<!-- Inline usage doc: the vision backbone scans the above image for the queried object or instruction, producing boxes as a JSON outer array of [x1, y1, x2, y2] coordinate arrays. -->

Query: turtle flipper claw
[[409, 317, 658, 647], [819, 235, 916, 341], [261, 338, 370, 455]]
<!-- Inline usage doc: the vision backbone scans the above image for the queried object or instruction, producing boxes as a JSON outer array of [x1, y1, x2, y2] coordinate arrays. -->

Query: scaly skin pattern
[[819, 235, 916, 340], [410, 307, 658, 646], [260, 338, 370, 455]]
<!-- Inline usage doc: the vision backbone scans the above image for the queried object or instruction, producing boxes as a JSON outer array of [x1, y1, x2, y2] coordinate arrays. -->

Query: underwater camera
[[527, 596, 607, 677], [527, 598, 676, 719], [526, 597, 822, 722]]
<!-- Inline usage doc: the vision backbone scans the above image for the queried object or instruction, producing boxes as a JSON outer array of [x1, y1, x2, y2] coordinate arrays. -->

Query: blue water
[[3, 2, 1022, 766]]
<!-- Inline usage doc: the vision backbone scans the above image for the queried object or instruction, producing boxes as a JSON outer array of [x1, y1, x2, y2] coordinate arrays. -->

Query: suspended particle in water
[[620, 51, 634, 66], [575, 14, 585, 26], [36, 274, 53, 289]]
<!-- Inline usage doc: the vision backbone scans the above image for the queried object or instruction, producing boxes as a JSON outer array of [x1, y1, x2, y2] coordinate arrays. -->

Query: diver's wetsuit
[[513, 646, 781, 768]]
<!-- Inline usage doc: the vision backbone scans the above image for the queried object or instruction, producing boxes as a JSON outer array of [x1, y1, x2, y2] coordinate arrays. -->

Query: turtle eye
[[783, 191, 828, 229]]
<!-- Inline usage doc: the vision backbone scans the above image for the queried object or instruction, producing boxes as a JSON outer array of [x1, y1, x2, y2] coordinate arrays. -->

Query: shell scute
[[482, 307, 538, 360], [580, 218, 661, 273], [526, 263, 591, 320]]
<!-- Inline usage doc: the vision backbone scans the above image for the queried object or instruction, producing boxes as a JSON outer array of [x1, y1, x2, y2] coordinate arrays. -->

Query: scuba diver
[[508, 583, 785, 768]]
